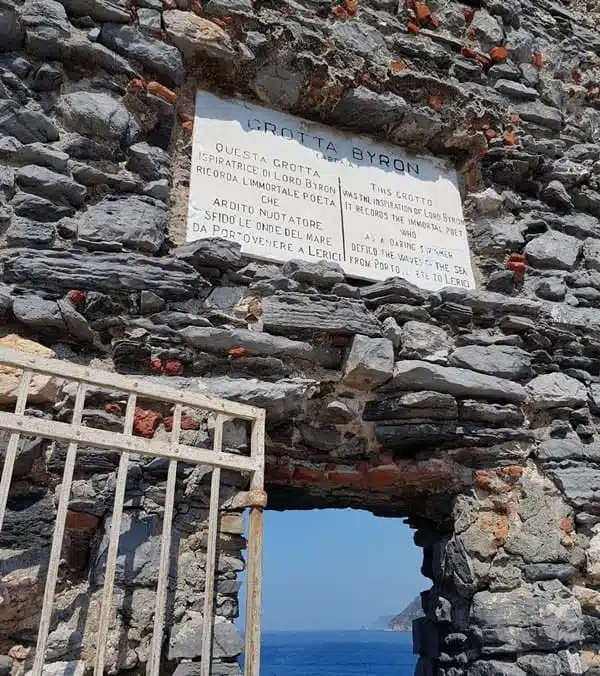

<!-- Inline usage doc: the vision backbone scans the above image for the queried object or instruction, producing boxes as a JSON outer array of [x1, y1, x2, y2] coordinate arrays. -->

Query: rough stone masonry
[[5, 0, 600, 675]]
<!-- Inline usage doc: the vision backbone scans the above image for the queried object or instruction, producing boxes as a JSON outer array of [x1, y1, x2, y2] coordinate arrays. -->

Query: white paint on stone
[[187, 91, 475, 291]]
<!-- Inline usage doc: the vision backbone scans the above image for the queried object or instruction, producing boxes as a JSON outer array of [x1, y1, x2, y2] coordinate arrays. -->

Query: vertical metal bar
[[244, 410, 266, 676], [0, 369, 33, 532], [200, 415, 225, 676], [94, 393, 137, 676], [32, 382, 87, 676], [147, 404, 182, 676]]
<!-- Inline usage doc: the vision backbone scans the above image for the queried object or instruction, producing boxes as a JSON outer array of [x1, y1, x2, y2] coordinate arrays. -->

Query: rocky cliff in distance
[[389, 597, 424, 632]]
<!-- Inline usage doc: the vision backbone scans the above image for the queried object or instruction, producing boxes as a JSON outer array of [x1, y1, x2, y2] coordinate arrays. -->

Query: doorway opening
[[239, 509, 427, 676]]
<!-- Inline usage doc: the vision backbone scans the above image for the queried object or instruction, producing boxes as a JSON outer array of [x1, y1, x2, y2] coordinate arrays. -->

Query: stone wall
[[4, 0, 600, 674]]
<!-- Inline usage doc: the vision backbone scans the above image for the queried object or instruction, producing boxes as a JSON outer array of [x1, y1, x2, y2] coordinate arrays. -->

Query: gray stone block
[[448, 345, 532, 380], [261, 292, 382, 337], [527, 373, 588, 410], [3, 249, 204, 299], [10, 192, 74, 222], [342, 335, 394, 389], [524, 230, 581, 270], [470, 586, 583, 654], [0, 98, 59, 144], [400, 321, 454, 363], [77, 195, 167, 253], [57, 0, 130, 21], [15, 165, 86, 206], [382, 360, 527, 403]]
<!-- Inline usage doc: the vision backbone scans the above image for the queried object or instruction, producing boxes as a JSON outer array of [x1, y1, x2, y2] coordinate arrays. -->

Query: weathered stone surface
[[281, 259, 344, 289], [0, 99, 58, 144], [172, 238, 243, 271], [342, 335, 394, 390], [363, 391, 458, 421], [163, 10, 235, 60], [57, 0, 129, 22], [469, 661, 526, 676], [77, 196, 167, 253], [524, 230, 581, 270], [517, 654, 563, 676], [0, 8, 24, 51], [400, 322, 454, 363], [330, 88, 407, 130], [99, 23, 184, 87], [24, 661, 85, 676], [517, 101, 563, 131], [13, 295, 66, 331], [459, 401, 524, 426], [382, 361, 527, 403], [169, 613, 243, 659], [523, 564, 578, 583], [448, 345, 532, 380], [57, 92, 140, 145], [180, 327, 339, 368], [3, 250, 204, 299], [6, 216, 56, 247], [470, 586, 583, 653], [126, 142, 170, 181], [545, 465, 600, 512], [0, 334, 60, 405], [439, 288, 541, 317], [261, 293, 382, 337], [331, 20, 388, 59], [15, 165, 86, 206], [527, 373, 588, 410], [361, 278, 428, 306], [537, 438, 600, 462]]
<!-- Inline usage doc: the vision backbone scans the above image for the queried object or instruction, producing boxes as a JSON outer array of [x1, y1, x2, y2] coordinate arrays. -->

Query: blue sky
[[238, 509, 428, 631]]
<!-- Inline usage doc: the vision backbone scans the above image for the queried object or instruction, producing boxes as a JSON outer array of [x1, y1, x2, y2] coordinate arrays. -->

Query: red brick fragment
[[67, 289, 86, 305], [164, 415, 201, 432], [133, 408, 161, 438], [331, 4, 349, 19], [490, 46, 507, 62], [151, 358, 163, 373], [414, 1, 430, 21], [407, 20, 420, 33], [533, 51, 543, 69], [328, 469, 363, 486], [294, 466, 326, 482], [104, 402, 122, 415], [66, 511, 101, 531], [164, 359, 182, 375], [228, 346, 248, 359], [464, 7, 473, 22]]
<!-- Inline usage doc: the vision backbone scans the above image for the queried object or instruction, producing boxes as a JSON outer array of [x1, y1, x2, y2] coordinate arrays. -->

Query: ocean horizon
[[257, 629, 416, 676]]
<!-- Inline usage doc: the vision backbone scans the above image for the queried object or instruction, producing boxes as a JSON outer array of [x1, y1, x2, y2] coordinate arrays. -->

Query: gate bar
[[147, 403, 182, 676], [200, 415, 225, 676], [32, 382, 87, 676], [0, 370, 32, 533], [94, 393, 137, 675], [244, 411, 266, 676]]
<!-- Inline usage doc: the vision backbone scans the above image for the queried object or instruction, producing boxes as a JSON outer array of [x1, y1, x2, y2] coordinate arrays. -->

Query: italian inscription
[[187, 91, 476, 290]]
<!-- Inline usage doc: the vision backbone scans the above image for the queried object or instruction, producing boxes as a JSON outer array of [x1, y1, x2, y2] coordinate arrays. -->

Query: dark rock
[[30, 63, 64, 91], [205, 287, 245, 314], [100, 23, 184, 87], [77, 196, 167, 253], [363, 391, 459, 421], [13, 295, 66, 330], [261, 292, 381, 338], [330, 87, 407, 130], [0, 431, 44, 478], [57, 0, 130, 22], [376, 422, 531, 451], [439, 288, 541, 317], [486, 271, 515, 294], [470, 585, 583, 653], [537, 438, 600, 462], [469, 661, 526, 676], [448, 345, 532, 380], [15, 142, 69, 172], [299, 424, 341, 452], [494, 80, 538, 101], [6, 216, 55, 247], [534, 277, 566, 302], [0, 8, 24, 52], [459, 401, 524, 426], [57, 91, 140, 145], [15, 165, 86, 207], [10, 192, 74, 222], [0, 492, 55, 548], [3, 249, 205, 299], [0, 98, 59, 144], [172, 238, 243, 271], [180, 326, 340, 368], [126, 142, 170, 181], [523, 564, 578, 583], [281, 259, 344, 289], [375, 303, 432, 323], [382, 360, 527, 403], [330, 20, 388, 58], [542, 180, 573, 211], [57, 298, 93, 341], [342, 335, 394, 389], [517, 654, 562, 676], [516, 102, 562, 131], [361, 278, 428, 306]]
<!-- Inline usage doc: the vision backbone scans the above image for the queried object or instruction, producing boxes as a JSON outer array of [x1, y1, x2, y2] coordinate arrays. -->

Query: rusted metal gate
[[0, 347, 266, 676]]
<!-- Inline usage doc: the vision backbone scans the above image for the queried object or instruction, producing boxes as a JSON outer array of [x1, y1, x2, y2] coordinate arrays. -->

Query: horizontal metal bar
[[0, 412, 259, 473], [0, 348, 262, 421]]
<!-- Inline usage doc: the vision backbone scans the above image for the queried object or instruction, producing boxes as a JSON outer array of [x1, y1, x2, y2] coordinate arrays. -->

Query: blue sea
[[259, 630, 416, 676]]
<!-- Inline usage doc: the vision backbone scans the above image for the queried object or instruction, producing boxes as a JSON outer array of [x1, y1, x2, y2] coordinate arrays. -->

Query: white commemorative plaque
[[187, 90, 476, 291]]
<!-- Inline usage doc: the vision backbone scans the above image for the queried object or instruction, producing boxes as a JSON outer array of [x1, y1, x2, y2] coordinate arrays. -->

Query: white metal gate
[[0, 347, 266, 676]]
